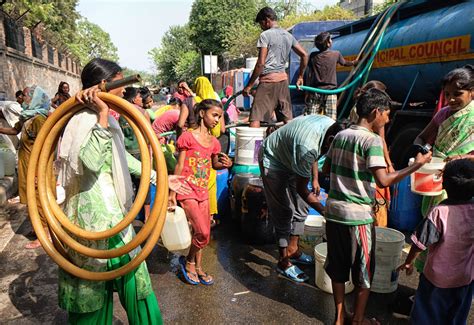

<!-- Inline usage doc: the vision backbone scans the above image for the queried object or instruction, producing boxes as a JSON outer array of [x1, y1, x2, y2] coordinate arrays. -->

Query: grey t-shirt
[[257, 27, 298, 75]]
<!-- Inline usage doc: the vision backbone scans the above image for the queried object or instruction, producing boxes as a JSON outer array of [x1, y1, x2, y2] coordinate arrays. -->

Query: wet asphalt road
[[0, 203, 472, 324]]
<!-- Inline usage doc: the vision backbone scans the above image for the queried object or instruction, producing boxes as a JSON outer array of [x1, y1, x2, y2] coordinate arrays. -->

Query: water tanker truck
[[289, 0, 474, 167]]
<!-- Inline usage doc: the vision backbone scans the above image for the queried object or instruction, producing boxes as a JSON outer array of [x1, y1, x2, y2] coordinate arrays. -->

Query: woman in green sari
[[58, 58, 190, 324], [413, 65, 473, 271]]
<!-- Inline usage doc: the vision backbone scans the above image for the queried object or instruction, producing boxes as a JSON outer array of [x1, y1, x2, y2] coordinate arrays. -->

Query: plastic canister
[[0, 148, 15, 176], [314, 243, 354, 294], [371, 227, 405, 293], [161, 206, 192, 252], [0, 151, 5, 178], [234, 127, 266, 165], [410, 157, 445, 196]]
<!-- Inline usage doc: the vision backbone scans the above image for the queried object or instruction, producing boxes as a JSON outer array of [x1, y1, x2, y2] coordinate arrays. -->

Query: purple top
[[432, 107, 454, 127], [411, 201, 474, 288]]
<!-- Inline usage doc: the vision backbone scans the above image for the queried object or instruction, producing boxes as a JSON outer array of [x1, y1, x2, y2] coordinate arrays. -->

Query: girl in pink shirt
[[169, 99, 232, 286], [399, 158, 474, 324]]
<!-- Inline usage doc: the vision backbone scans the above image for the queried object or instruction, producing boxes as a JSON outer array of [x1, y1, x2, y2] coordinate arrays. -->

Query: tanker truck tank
[[328, 0, 474, 167], [331, 0, 474, 106]]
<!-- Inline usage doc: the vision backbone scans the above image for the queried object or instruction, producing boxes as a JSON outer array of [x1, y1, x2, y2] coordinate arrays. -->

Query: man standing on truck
[[305, 32, 357, 120], [243, 7, 308, 128]]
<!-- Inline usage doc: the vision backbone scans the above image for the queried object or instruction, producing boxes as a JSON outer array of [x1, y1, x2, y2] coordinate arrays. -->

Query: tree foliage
[[67, 18, 119, 66], [2, 0, 119, 67], [148, 25, 200, 84], [373, 0, 398, 15], [188, 0, 262, 55]]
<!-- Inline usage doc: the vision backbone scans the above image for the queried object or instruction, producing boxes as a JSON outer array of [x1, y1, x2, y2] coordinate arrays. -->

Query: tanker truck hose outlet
[[26, 85, 169, 281]]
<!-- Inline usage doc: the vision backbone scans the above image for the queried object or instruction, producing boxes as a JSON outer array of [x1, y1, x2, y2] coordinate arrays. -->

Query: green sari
[[416, 100, 474, 272], [433, 100, 474, 158]]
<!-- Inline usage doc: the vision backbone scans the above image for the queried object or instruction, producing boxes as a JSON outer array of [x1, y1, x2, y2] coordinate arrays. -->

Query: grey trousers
[[260, 164, 309, 248]]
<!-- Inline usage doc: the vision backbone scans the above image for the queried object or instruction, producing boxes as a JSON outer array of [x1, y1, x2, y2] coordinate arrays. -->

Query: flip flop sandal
[[197, 273, 214, 286], [289, 252, 315, 265], [178, 256, 199, 285], [276, 265, 309, 283]]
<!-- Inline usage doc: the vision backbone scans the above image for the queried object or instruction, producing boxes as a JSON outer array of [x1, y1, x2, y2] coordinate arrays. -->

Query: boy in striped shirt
[[322, 88, 432, 325]]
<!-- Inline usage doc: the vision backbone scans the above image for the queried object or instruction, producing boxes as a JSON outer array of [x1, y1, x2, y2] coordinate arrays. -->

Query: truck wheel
[[389, 123, 425, 168]]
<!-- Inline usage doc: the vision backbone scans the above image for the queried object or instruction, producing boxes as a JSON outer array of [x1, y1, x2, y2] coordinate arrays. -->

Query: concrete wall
[[0, 13, 81, 101]]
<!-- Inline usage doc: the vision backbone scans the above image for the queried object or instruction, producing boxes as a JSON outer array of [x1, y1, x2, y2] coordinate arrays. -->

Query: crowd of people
[[0, 5, 472, 325]]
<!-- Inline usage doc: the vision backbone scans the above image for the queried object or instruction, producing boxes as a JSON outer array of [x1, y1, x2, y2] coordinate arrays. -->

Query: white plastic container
[[245, 57, 258, 69], [314, 243, 354, 294], [0, 148, 16, 176], [410, 157, 445, 196], [371, 227, 405, 293], [161, 206, 192, 252], [235, 127, 266, 165], [0, 151, 5, 178]]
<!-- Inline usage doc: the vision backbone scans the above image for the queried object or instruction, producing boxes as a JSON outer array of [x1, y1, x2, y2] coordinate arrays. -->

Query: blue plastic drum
[[389, 176, 422, 231], [216, 168, 230, 218]]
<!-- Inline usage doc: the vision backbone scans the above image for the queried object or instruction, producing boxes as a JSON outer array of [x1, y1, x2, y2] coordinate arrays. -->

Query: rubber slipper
[[198, 273, 214, 286], [178, 256, 199, 285], [289, 252, 315, 265], [276, 265, 309, 283]]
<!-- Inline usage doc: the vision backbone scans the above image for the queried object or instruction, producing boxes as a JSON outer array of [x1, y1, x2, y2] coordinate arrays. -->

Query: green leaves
[[148, 25, 200, 84], [3, 1, 117, 66], [188, 0, 261, 55], [68, 18, 119, 66]]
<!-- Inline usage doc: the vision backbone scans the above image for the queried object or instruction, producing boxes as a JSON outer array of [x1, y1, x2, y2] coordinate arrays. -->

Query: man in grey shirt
[[243, 7, 308, 128]]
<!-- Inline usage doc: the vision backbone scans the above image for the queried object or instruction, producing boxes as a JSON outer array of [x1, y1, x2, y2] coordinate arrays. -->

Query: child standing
[[322, 88, 432, 325], [305, 32, 357, 120], [398, 158, 473, 325], [170, 99, 233, 285]]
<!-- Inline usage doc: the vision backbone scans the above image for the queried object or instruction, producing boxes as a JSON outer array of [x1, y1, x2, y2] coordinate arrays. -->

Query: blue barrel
[[389, 177, 423, 232], [216, 168, 230, 218], [149, 184, 156, 209]]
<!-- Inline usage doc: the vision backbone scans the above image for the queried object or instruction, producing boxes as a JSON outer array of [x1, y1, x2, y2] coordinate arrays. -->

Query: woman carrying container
[[415, 65, 473, 213]]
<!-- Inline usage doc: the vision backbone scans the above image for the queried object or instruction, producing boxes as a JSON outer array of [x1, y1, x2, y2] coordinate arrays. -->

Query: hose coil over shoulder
[[27, 93, 168, 281]]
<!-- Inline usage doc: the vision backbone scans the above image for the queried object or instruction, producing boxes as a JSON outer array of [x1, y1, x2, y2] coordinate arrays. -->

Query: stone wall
[[0, 13, 81, 101]]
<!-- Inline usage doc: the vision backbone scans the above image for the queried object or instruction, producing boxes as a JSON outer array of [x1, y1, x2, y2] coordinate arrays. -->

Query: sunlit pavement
[[0, 204, 472, 324]]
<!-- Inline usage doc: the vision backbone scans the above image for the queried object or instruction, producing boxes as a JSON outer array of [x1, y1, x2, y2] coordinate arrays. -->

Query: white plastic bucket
[[314, 243, 354, 294], [371, 227, 405, 293], [410, 157, 445, 196], [235, 127, 266, 165], [300, 215, 325, 253]]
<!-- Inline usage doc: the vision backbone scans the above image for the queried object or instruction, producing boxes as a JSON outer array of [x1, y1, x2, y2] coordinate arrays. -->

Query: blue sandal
[[178, 256, 199, 285], [196, 268, 214, 286], [276, 265, 309, 283], [289, 252, 315, 265]]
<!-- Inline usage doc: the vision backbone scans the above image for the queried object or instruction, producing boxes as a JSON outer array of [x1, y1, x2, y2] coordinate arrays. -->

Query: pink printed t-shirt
[[176, 131, 221, 201]]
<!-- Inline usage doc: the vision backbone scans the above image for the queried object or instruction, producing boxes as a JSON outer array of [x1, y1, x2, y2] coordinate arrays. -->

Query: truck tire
[[389, 123, 425, 168]]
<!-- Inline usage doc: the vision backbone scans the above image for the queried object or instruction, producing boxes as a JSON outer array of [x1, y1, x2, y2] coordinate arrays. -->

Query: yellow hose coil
[[26, 93, 168, 281]]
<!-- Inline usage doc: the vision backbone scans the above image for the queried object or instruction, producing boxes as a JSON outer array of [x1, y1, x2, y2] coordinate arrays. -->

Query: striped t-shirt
[[325, 125, 386, 225]]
